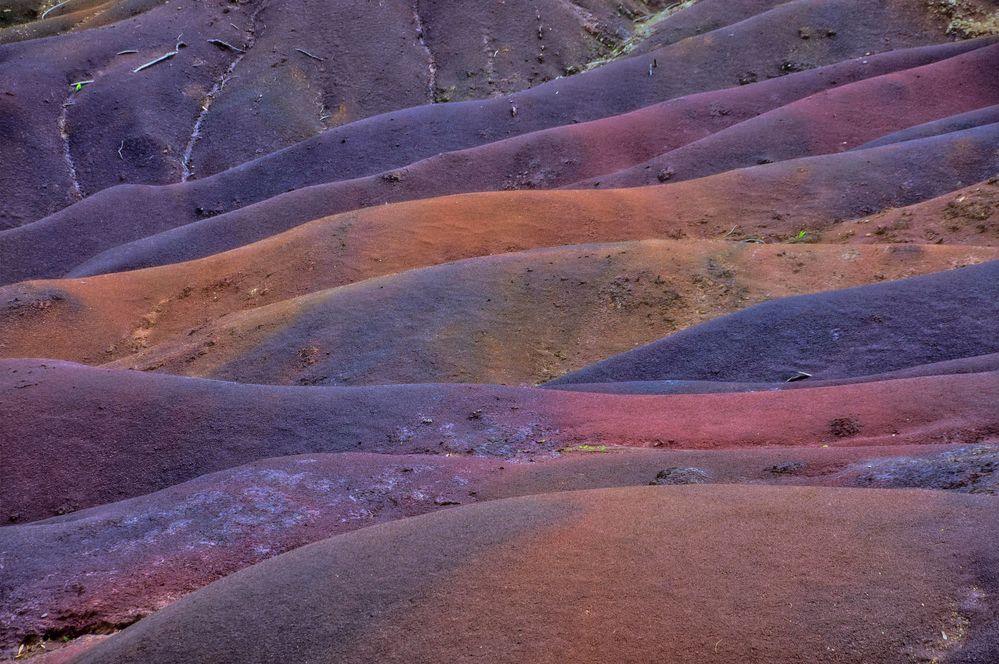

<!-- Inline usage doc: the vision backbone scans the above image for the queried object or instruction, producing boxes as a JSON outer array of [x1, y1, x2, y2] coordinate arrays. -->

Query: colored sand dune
[[2, 0, 998, 661]]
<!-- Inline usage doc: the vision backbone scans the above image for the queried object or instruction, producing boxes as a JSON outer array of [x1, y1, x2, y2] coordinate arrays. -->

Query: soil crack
[[57, 94, 83, 202], [180, 0, 270, 181], [411, 0, 437, 102]]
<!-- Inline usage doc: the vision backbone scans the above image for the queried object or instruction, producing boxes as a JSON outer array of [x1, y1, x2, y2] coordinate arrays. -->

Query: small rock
[[649, 467, 709, 486], [767, 461, 806, 475], [830, 417, 862, 438]]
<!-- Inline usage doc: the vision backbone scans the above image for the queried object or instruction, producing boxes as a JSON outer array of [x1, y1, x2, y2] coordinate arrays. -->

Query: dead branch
[[133, 35, 186, 73], [208, 39, 245, 53], [41, 0, 73, 20], [295, 48, 325, 62]]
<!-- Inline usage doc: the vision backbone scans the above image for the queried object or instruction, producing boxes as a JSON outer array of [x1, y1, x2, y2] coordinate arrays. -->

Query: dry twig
[[208, 39, 245, 53], [295, 48, 325, 62], [41, 0, 73, 20], [133, 35, 186, 73]]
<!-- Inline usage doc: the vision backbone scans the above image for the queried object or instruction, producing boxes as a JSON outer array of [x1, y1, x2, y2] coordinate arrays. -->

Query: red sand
[[3, 241, 994, 381], [575, 43, 999, 188], [834, 175, 999, 245], [97, 244, 998, 386], [3, 358, 996, 523], [5, 443, 996, 653], [59, 485, 999, 663]]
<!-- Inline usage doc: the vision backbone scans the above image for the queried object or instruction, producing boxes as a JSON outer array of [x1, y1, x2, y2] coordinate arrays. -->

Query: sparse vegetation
[[582, 1, 698, 71], [559, 444, 609, 453], [948, 13, 999, 35], [928, 0, 999, 37], [432, 85, 456, 103], [788, 229, 810, 243]]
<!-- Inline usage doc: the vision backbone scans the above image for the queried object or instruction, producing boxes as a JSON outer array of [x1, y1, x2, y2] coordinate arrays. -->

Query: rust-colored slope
[[833, 175, 999, 244], [3, 129, 996, 375], [62, 485, 999, 664], [3, 240, 994, 379], [92, 242, 995, 386], [57, 118, 998, 288], [3, 40, 987, 285], [550, 260, 999, 386], [6, 442, 998, 655]]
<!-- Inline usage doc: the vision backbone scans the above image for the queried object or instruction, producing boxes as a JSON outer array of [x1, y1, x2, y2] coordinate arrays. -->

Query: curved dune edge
[[4, 0, 999, 661], [97, 243, 999, 386], [834, 175, 999, 245], [0, 0, 671, 222], [570, 43, 999, 189], [550, 260, 999, 385], [60, 485, 999, 663], [2, 126, 996, 376], [545, 352, 999, 394], [2, 240, 994, 384], [3, 357, 997, 523], [3, 38, 986, 283], [3, 443, 998, 653]]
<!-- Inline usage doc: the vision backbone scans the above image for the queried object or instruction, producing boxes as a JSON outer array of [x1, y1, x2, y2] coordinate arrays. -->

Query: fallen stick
[[41, 0, 73, 19], [133, 35, 186, 73], [116, 49, 138, 55], [295, 48, 325, 62], [208, 39, 245, 53]]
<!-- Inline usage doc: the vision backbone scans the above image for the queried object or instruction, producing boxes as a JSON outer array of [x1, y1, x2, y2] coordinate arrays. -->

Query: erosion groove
[[411, 0, 437, 103], [180, 0, 271, 181], [57, 94, 83, 201]]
